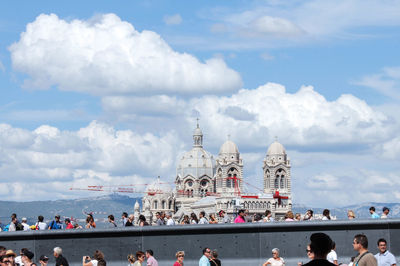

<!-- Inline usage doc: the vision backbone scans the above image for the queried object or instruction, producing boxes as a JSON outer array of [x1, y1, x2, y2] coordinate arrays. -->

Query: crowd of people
[[0, 232, 395, 266], [0, 205, 392, 232]]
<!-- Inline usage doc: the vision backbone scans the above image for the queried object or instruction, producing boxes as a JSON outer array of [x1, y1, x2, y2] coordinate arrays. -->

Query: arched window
[[226, 174, 233, 188], [168, 200, 172, 209], [162, 200, 166, 209], [265, 170, 270, 188], [280, 176, 285, 188], [153, 200, 158, 209], [274, 177, 279, 189]]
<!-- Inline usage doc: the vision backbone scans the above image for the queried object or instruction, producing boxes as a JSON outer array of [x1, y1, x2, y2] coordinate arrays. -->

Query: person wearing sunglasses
[[173, 251, 185, 266], [199, 248, 211, 266], [263, 248, 285, 266]]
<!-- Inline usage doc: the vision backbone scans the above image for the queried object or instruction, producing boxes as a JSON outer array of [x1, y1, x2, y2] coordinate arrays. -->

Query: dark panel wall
[[1, 219, 400, 266]]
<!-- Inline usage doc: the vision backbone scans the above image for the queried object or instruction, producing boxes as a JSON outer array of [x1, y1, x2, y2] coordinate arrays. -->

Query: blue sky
[[0, 0, 399, 208]]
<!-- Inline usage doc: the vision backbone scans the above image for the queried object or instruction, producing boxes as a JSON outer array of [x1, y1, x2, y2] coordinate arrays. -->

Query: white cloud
[[0, 121, 184, 201], [163, 14, 183, 25], [250, 16, 304, 37], [260, 52, 274, 61], [353, 66, 400, 100], [9, 13, 242, 96], [188, 83, 391, 148], [205, 0, 400, 46]]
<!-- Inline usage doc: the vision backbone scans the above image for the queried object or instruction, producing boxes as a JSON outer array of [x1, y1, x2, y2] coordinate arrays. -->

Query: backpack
[[15, 222, 24, 231], [49, 220, 62, 230]]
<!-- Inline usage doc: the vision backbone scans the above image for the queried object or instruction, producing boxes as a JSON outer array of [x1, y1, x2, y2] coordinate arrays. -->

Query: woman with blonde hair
[[347, 210, 356, 219], [82, 250, 105, 266], [127, 254, 135, 266], [173, 251, 184, 266], [284, 211, 295, 221]]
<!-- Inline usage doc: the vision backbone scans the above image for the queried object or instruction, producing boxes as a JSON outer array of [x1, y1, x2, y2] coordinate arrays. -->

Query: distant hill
[[0, 194, 141, 228], [0, 194, 397, 229]]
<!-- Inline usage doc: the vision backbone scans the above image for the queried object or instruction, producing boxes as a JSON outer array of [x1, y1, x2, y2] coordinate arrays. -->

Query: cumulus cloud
[[9, 13, 242, 96], [0, 121, 184, 201], [187, 83, 391, 149], [163, 14, 183, 25]]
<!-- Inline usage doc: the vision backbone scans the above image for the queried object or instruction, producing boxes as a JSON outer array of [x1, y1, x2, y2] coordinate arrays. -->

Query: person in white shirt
[[381, 207, 390, 219], [21, 218, 30, 231], [198, 211, 209, 224], [375, 238, 396, 266], [166, 212, 175, 226], [327, 242, 338, 265], [35, 215, 47, 230]]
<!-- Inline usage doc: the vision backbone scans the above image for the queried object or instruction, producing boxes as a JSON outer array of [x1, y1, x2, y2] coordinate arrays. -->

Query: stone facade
[[142, 123, 292, 223]]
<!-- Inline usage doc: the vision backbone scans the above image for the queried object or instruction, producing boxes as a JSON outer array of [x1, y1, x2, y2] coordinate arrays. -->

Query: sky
[[0, 0, 399, 207]]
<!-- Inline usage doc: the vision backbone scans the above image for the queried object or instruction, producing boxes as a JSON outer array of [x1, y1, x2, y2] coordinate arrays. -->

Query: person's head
[[200, 211, 205, 218], [136, 251, 145, 262], [39, 255, 49, 265], [353, 234, 368, 252], [11, 214, 17, 220], [4, 250, 17, 265], [20, 248, 28, 257], [323, 209, 330, 218], [175, 251, 184, 262], [285, 211, 294, 219], [202, 248, 211, 258], [108, 215, 114, 222], [238, 209, 245, 217], [122, 212, 128, 219], [244, 209, 249, 216], [139, 215, 146, 222], [128, 214, 134, 222], [22, 250, 34, 263], [93, 250, 104, 261], [55, 215, 60, 221], [383, 207, 390, 215], [377, 238, 387, 254], [209, 214, 215, 220], [183, 215, 189, 221], [254, 213, 262, 222], [211, 250, 218, 259], [21, 217, 27, 223], [155, 212, 161, 219], [145, 250, 153, 258], [272, 248, 279, 259], [306, 245, 314, 260], [127, 254, 135, 264], [295, 213, 301, 220], [86, 216, 91, 224], [38, 215, 44, 222], [347, 210, 356, 219], [309, 232, 333, 259], [65, 218, 71, 225], [265, 210, 272, 217], [53, 247, 62, 258], [166, 212, 172, 219], [191, 213, 198, 221], [369, 206, 376, 214], [160, 211, 165, 218]]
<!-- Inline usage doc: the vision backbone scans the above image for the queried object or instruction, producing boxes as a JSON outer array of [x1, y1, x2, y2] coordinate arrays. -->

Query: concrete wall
[[1, 219, 400, 266]]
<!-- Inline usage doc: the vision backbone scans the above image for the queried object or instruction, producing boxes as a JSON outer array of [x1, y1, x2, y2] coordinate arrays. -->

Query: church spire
[[193, 118, 203, 148]]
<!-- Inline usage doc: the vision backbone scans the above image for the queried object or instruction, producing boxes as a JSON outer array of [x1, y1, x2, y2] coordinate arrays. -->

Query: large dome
[[219, 140, 239, 155], [267, 141, 286, 155], [177, 147, 214, 179], [146, 178, 173, 195]]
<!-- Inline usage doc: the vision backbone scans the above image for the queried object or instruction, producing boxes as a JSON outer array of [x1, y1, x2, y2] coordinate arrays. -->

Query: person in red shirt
[[234, 209, 246, 223], [65, 218, 74, 229]]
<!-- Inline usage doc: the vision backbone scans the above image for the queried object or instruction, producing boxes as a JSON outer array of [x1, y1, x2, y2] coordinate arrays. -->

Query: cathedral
[[141, 123, 292, 223]]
